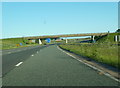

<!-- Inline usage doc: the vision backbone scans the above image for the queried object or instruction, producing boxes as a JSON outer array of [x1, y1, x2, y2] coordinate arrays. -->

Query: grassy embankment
[[59, 33, 120, 68], [1, 38, 40, 50]]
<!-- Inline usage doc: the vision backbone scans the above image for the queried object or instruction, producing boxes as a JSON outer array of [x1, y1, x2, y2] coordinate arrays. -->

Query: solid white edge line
[[57, 46, 120, 82], [15, 62, 23, 67]]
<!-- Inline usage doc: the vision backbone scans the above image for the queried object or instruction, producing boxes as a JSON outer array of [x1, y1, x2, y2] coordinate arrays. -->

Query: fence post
[[118, 35, 120, 42]]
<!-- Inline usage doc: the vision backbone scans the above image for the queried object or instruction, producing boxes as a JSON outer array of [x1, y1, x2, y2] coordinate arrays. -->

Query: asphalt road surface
[[2, 45, 119, 86], [2, 45, 48, 76]]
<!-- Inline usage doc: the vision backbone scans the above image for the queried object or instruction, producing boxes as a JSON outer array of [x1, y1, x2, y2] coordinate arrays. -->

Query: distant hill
[[1, 37, 46, 49], [1, 38, 27, 49]]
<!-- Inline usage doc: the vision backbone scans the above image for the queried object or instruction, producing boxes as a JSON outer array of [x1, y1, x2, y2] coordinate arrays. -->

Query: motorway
[[2, 45, 119, 86], [2, 45, 48, 76]]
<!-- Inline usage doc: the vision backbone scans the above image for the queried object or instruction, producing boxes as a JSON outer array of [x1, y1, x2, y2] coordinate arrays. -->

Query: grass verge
[[0, 38, 40, 50], [59, 43, 119, 69]]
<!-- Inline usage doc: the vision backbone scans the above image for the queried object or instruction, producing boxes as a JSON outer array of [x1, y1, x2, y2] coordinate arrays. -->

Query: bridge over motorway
[[24, 32, 108, 44], [25, 32, 108, 39]]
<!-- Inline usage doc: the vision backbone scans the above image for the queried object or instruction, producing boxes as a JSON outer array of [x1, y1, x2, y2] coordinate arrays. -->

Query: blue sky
[[2, 2, 118, 38]]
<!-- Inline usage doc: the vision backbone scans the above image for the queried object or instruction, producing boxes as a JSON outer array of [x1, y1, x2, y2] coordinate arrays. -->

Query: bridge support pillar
[[66, 39, 68, 43], [39, 39, 42, 45], [91, 35, 95, 43], [92, 35, 95, 41]]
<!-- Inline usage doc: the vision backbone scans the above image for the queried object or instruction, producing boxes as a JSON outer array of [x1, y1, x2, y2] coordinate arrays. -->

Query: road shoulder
[[57, 45, 120, 82]]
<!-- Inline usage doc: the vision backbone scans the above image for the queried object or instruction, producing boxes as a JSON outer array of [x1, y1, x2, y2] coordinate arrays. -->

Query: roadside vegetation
[[1, 37, 57, 50], [96, 33, 119, 43], [59, 33, 120, 68], [1, 38, 39, 50]]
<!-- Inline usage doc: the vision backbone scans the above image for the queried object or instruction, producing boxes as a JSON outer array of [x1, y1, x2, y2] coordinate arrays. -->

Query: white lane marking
[[37, 51, 38, 53], [15, 62, 23, 67], [31, 54, 34, 56], [57, 46, 120, 82]]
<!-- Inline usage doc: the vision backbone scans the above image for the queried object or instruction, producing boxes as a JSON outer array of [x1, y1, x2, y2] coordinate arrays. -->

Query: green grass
[[96, 33, 120, 43], [1, 38, 39, 50], [59, 44, 119, 68], [1, 37, 56, 50], [59, 33, 120, 68]]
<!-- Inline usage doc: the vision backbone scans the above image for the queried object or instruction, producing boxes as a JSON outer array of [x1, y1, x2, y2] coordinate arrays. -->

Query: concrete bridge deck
[[25, 32, 108, 39]]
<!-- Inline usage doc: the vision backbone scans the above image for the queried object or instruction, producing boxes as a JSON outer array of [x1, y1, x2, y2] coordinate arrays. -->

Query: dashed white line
[[57, 46, 120, 82], [15, 62, 23, 67]]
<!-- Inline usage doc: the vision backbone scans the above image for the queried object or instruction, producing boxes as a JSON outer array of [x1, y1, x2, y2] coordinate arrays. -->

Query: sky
[[2, 2, 118, 38]]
